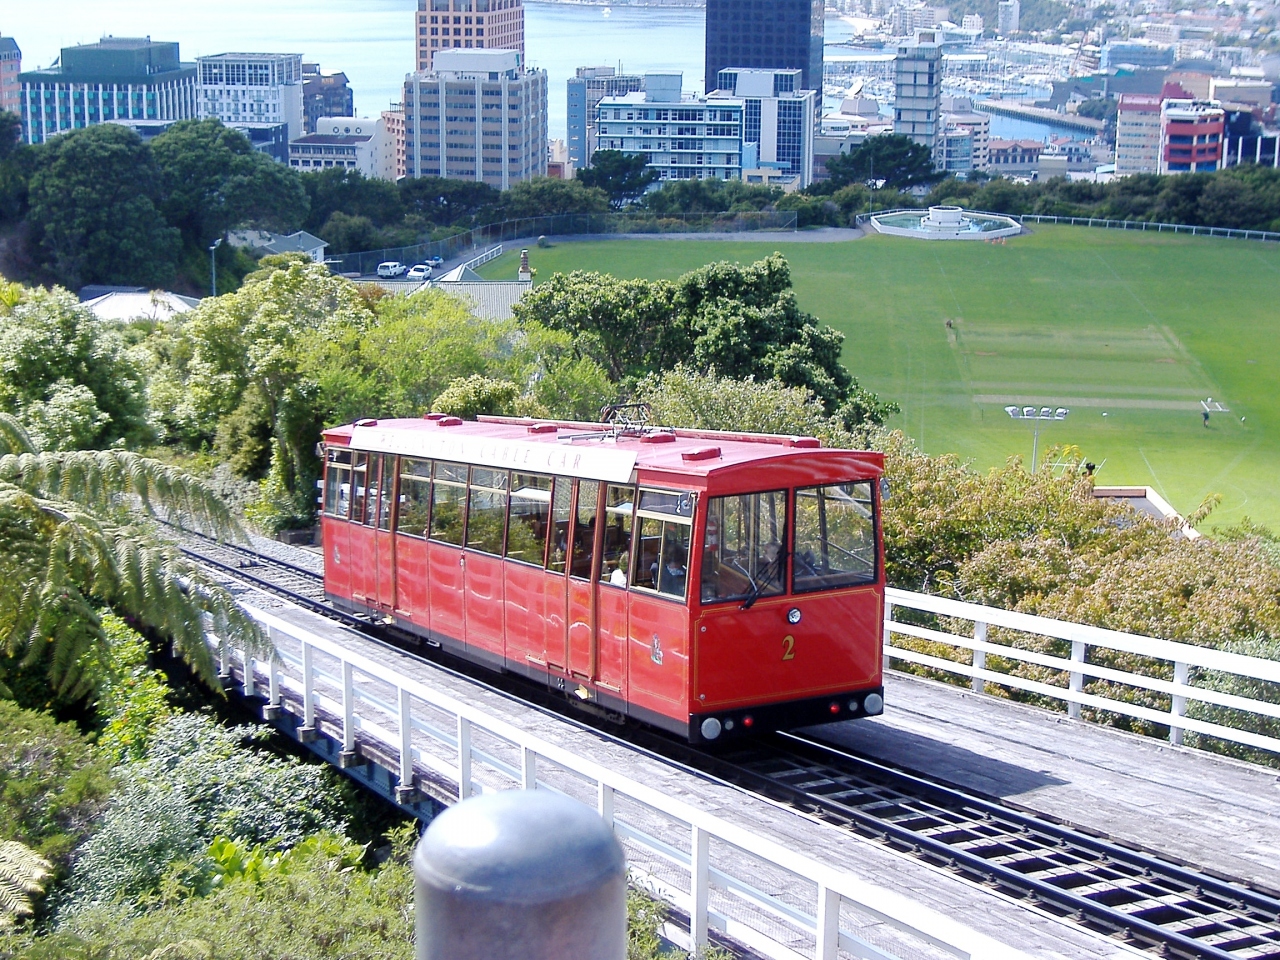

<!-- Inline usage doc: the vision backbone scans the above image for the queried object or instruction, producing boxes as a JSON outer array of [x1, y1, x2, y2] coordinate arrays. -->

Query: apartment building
[[598, 74, 745, 182], [416, 0, 524, 72], [894, 30, 942, 154], [403, 50, 546, 189], [382, 106, 407, 180], [709, 68, 815, 188], [997, 0, 1019, 35], [1114, 93, 1162, 175], [197, 53, 304, 142], [19, 37, 197, 145], [302, 64, 354, 134], [1159, 98, 1224, 174], [567, 67, 646, 168], [0, 36, 19, 117]]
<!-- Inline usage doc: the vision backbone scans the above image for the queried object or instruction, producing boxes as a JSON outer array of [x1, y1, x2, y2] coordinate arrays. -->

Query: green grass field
[[479, 226, 1280, 531]]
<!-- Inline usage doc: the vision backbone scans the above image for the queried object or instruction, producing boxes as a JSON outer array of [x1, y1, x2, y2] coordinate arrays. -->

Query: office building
[[1100, 40, 1174, 70], [18, 37, 197, 145], [1114, 93, 1162, 175], [1208, 76, 1273, 107], [938, 125, 974, 173], [710, 68, 815, 188], [417, 0, 524, 72], [598, 73, 744, 182], [567, 67, 646, 168], [1159, 98, 1224, 174], [894, 30, 942, 155], [996, 0, 1019, 35], [382, 106, 407, 180], [941, 96, 989, 169], [302, 64, 354, 134], [0, 36, 20, 116], [404, 50, 546, 189], [704, 0, 823, 94], [109, 117, 290, 162], [961, 14, 983, 33], [987, 138, 1042, 172], [197, 53, 304, 142], [292, 116, 394, 178]]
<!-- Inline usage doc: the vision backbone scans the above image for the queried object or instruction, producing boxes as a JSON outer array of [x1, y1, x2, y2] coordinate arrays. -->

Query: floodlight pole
[[1005, 405, 1070, 472], [209, 238, 223, 298]]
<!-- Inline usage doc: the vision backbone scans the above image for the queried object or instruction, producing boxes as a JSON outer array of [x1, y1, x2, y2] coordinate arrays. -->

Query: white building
[[709, 68, 816, 189], [291, 116, 395, 179], [997, 0, 1020, 35], [961, 13, 984, 33], [894, 31, 942, 155], [198, 53, 305, 142], [1114, 93, 1163, 176], [404, 50, 547, 189], [597, 74, 744, 183], [941, 96, 989, 169]]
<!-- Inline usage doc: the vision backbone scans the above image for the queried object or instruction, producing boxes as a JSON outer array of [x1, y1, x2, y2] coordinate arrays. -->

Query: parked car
[[407, 264, 432, 281], [425, 255, 445, 268], [376, 261, 408, 278]]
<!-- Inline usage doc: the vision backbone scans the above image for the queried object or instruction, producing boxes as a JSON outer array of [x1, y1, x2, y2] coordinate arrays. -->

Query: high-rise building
[[567, 67, 646, 168], [704, 0, 823, 94], [0, 35, 20, 117], [1114, 93, 1162, 175], [941, 96, 989, 169], [996, 0, 1020, 35], [893, 30, 941, 156], [710, 68, 815, 188], [302, 64, 354, 134], [961, 14, 983, 33], [382, 105, 407, 180], [18, 37, 197, 145], [597, 74, 744, 183], [404, 50, 546, 189], [416, 0, 524, 72], [1159, 98, 1224, 174], [197, 53, 304, 142]]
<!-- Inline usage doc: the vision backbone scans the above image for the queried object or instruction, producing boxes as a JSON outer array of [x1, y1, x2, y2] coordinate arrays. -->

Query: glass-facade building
[[711, 68, 815, 188], [18, 37, 196, 145], [704, 0, 823, 95], [567, 67, 645, 168]]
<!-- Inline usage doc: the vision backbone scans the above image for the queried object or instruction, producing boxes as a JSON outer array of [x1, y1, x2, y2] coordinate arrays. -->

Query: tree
[[398, 176, 500, 227], [0, 111, 20, 163], [0, 414, 266, 703], [431, 375, 523, 419], [316, 212, 382, 255], [25, 125, 180, 289], [576, 150, 657, 208], [0, 287, 150, 450], [825, 135, 944, 192], [150, 120, 309, 250], [488, 177, 609, 221], [301, 167, 402, 234], [641, 178, 780, 215]]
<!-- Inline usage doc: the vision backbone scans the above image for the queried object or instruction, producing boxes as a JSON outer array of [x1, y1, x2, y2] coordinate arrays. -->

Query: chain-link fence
[[325, 210, 799, 277]]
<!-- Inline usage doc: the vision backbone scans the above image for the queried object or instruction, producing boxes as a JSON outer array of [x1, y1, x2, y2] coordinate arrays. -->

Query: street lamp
[[1004, 404, 1069, 472], [208, 238, 223, 298]]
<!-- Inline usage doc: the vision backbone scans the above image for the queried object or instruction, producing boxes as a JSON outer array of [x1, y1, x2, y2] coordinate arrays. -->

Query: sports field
[[479, 226, 1280, 531]]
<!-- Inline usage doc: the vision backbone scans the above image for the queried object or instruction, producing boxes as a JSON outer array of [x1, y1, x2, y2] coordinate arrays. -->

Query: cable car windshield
[[793, 482, 876, 592], [701, 491, 787, 605]]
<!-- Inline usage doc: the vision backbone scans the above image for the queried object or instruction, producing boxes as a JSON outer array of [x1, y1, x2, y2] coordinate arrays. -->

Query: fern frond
[[0, 840, 53, 928], [0, 415, 39, 457]]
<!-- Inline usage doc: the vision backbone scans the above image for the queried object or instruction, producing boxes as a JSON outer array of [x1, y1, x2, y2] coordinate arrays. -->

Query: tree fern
[[0, 839, 52, 929]]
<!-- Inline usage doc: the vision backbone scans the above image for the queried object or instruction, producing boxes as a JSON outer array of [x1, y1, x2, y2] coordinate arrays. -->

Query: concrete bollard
[[414, 788, 627, 960]]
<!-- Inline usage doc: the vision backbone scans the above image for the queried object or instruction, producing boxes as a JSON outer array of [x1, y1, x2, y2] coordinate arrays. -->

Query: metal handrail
[[885, 587, 1280, 753], [218, 606, 1028, 960]]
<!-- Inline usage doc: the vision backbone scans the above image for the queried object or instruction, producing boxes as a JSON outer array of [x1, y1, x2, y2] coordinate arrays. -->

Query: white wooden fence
[[218, 604, 1027, 960], [885, 587, 1280, 754]]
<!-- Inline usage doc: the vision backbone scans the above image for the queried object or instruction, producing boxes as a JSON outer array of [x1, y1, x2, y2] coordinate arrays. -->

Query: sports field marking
[[974, 395, 1207, 411]]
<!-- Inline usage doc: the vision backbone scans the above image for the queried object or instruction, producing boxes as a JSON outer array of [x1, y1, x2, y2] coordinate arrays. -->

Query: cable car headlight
[[864, 693, 884, 715], [700, 717, 722, 741], [787, 607, 802, 625]]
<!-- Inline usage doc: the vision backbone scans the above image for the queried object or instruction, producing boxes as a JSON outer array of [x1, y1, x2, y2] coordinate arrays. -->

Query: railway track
[[179, 536, 1280, 960]]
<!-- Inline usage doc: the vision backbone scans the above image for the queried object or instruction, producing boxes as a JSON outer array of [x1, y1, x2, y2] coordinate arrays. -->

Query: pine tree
[[0, 414, 266, 700]]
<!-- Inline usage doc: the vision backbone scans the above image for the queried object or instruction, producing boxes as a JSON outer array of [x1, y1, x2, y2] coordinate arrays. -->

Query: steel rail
[[179, 537, 1280, 960]]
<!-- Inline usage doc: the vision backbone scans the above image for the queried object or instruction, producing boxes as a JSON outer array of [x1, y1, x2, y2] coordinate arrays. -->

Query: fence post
[[1170, 661, 1190, 746], [971, 621, 987, 694], [690, 824, 710, 953], [299, 640, 317, 742], [397, 686, 416, 802], [882, 600, 894, 664], [521, 745, 538, 789], [816, 885, 841, 960], [597, 781, 614, 827], [263, 641, 282, 721], [457, 716, 473, 800], [1068, 635, 1086, 720], [339, 659, 359, 767]]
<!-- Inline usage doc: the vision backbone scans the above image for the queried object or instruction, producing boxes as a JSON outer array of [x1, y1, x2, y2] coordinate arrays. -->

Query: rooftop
[[22, 36, 192, 83], [291, 134, 372, 145]]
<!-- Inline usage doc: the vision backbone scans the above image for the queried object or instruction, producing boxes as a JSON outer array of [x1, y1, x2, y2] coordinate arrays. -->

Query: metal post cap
[[414, 789, 627, 960]]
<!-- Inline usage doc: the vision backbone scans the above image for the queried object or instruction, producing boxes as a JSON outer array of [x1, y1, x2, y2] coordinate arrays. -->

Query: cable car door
[[373, 453, 396, 610], [542, 477, 572, 673], [567, 481, 602, 681]]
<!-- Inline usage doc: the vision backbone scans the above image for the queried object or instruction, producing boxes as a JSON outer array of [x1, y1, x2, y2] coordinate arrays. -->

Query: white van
[[376, 261, 408, 278]]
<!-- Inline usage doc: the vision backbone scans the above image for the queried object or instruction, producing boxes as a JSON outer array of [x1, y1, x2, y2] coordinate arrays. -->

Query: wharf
[[229, 580, 1142, 960], [813, 673, 1280, 895], [974, 100, 1105, 133]]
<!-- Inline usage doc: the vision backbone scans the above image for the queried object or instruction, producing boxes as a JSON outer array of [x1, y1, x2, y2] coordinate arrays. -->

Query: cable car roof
[[325, 417, 883, 485]]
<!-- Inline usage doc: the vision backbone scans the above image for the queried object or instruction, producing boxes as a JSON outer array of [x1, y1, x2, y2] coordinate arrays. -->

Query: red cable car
[[319, 415, 885, 742]]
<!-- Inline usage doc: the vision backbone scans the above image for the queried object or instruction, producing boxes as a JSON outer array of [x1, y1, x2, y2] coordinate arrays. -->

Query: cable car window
[[546, 477, 572, 574], [351, 453, 370, 525], [377, 454, 396, 531], [701, 490, 786, 604], [397, 458, 432, 537], [467, 468, 508, 555], [793, 482, 876, 593], [632, 488, 694, 600], [324, 448, 353, 518], [602, 485, 635, 588], [429, 462, 468, 546], [570, 482, 600, 580], [506, 473, 551, 566]]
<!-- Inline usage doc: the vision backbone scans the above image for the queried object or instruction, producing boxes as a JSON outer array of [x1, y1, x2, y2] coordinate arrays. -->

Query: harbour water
[[6, 1, 1076, 144]]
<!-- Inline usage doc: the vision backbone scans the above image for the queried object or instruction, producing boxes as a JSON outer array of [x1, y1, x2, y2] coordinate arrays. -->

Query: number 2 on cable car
[[782, 635, 796, 661]]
